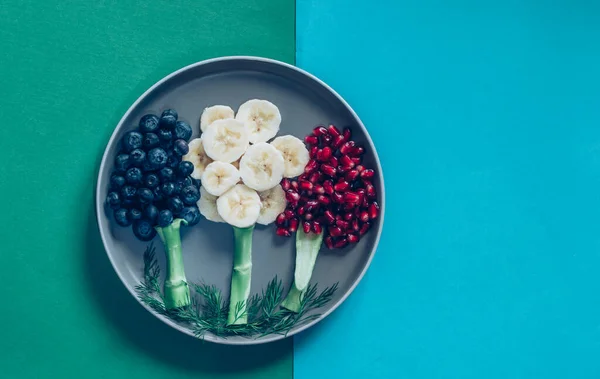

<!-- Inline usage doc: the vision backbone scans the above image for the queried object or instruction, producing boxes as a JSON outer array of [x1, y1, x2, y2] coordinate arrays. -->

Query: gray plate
[[95, 56, 385, 345]]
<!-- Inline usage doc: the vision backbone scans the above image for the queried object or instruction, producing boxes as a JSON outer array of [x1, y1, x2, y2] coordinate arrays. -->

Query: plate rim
[[95, 55, 385, 345]]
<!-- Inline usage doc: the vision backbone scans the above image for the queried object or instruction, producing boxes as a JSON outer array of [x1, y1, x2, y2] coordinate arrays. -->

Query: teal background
[[295, 0, 600, 378]]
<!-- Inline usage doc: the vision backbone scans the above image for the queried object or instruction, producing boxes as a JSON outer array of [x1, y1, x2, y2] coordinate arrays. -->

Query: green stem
[[155, 219, 190, 309], [281, 228, 324, 313], [227, 225, 254, 325]]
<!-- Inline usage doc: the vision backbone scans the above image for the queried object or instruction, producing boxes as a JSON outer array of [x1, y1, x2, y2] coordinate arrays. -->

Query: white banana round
[[202, 119, 249, 163], [216, 184, 262, 228], [198, 187, 225, 223], [200, 105, 235, 132], [239, 142, 285, 191], [182, 137, 214, 179], [257, 185, 287, 225], [236, 99, 281, 144], [201, 161, 241, 196], [270, 135, 310, 178]]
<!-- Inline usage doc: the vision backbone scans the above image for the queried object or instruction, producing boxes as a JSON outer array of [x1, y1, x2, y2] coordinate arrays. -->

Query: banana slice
[[256, 185, 287, 225], [200, 105, 235, 132], [198, 187, 224, 223], [201, 161, 241, 196], [239, 142, 285, 191], [183, 137, 213, 179], [202, 119, 249, 163], [236, 99, 281, 144], [217, 184, 262, 228], [270, 135, 310, 178]]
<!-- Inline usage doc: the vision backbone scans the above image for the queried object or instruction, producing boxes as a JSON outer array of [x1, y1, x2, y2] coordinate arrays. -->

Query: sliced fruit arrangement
[[105, 109, 200, 309]]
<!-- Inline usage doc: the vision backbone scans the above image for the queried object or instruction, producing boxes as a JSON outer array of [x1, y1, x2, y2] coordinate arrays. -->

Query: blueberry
[[110, 175, 126, 190], [120, 185, 137, 201], [175, 121, 193, 141], [159, 167, 175, 182], [139, 114, 160, 133], [122, 199, 135, 208], [143, 133, 160, 150], [168, 196, 184, 214], [173, 181, 183, 195], [142, 160, 155, 173], [114, 154, 130, 172], [168, 155, 181, 169], [122, 131, 143, 152], [127, 208, 143, 221], [114, 208, 131, 227], [143, 173, 160, 188], [178, 161, 194, 177], [152, 186, 164, 201], [137, 187, 154, 204], [158, 209, 173, 227], [106, 191, 121, 209], [173, 139, 189, 156], [161, 182, 176, 197], [125, 167, 143, 185], [144, 205, 159, 223], [133, 219, 157, 241], [161, 109, 178, 120], [147, 148, 168, 170], [180, 206, 200, 226], [179, 176, 193, 187], [159, 115, 177, 130], [191, 178, 201, 188], [181, 185, 200, 205], [158, 129, 172, 141], [130, 149, 146, 167]]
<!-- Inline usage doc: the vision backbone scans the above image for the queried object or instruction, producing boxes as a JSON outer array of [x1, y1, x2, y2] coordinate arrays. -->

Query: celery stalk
[[227, 225, 254, 325], [155, 219, 190, 309]]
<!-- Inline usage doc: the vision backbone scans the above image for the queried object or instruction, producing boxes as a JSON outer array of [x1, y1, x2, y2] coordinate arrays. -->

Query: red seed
[[362, 195, 369, 208], [366, 183, 376, 198], [340, 141, 355, 155], [328, 124, 341, 137], [332, 134, 345, 149], [309, 172, 321, 183], [329, 226, 343, 237], [317, 146, 332, 162], [351, 146, 365, 156], [337, 165, 347, 175], [321, 164, 337, 177], [305, 135, 318, 145], [289, 218, 299, 232], [313, 126, 328, 136], [325, 236, 334, 249], [323, 180, 334, 194], [343, 127, 352, 140], [334, 237, 348, 249], [332, 191, 344, 203], [324, 210, 335, 224], [284, 209, 294, 219], [276, 213, 287, 226], [298, 173, 308, 181], [276, 227, 291, 237], [321, 133, 332, 145], [336, 219, 349, 229], [313, 221, 322, 234], [335, 214, 343, 221], [291, 180, 299, 191], [348, 233, 360, 244], [285, 190, 300, 203], [334, 180, 349, 192], [298, 206, 306, 216], [306, 199, 319, 211], [304, 213, 314, 221], [339, 154, 355, 168], [310, 145, 318, 159], [344, 192, 360, 204], [369, 202, 380, 219], [345, 169, 359, 181], [352, 219, 360, 232], [299, 180, 313, 191], [344, 212, 353, 221], [359, 211, 369, 222], [355, 165, 365, 172], [360, 169, 375, 179], [303, 221, 312, 233], [351, 157, 362, 165], [314, 184, 325, 194], [359, 222, 370, 236], [281, 178, 291, 191], [317, 194, 330, 206], [304, 159, 318, 173]]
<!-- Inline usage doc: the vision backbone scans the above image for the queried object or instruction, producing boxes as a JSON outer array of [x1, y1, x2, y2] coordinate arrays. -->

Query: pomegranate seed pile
[[275, 124, 380, 249]]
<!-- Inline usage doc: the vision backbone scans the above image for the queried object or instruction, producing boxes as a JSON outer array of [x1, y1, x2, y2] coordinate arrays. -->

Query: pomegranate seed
[[362, 195, 369, 208], [348, 233, 360, 244], [343, 192, 360, 204], [325, 236, 334, 249], [291, 180, 299, 191], [351, 157, 362, 165], [356, 165, 365, 172], [304, 213, 314, 221], [276, 227, 291, 237], [314, 184, 325, 194], [299, 180, 313, 191], [334, 180, 349, 192], [345, 169, 360, 181], [366, 183, 376, 198], [310, 145, 318, 158], [332, 134, 345, 149], [317, 146, 332, 162], [317, 194, 330, 206], [303, 221, 312, 233], [329, 226, 343, 237], [309, 172, 321, 183], [281, 178, 291, 191], [329, 156, 338, 167], [289, 218, 299, 232], [344, 202, 357, 211], [304, 160, 318, 173], [313, 221, 322, 234], [337, 165, 347, 175], [352, 219, 360, 232], [299, 173, 309, 181], [336, 219, 349, 229], [328, 124, 341, 137], [335, 214, 343, 221], [351, 146, 365, 156], [324, 210, 335, 224], [323, 180, 334, 194], [340, 141, 355, 155], [369, 202, 380, 219], [306, 199, 319, 211], [321, 164, 337, 177], [334, 238, 348, 249], [340, 154, 355, 168], [276, 213, 287, 226], [359, 211, 369, 222], [284, 209, 294, 219], [321, 133, 332, 145], [344, 212, 353, 221], [359, 222, 370, 235], [305, 135, 318, 145], [313, 126, 328, 136], [298, 206, 306, 216], [343, 127, 352, 140], [286, 190, 300, 203], [332, 191, 344, 203], [361, 169, 375, 179]]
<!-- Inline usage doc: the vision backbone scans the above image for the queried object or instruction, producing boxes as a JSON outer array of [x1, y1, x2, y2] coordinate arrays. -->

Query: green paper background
[[0, 1, 294, 378]]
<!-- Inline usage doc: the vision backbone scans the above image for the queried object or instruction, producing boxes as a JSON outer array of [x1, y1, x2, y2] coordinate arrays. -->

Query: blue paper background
[[295, 1, 600, 378]]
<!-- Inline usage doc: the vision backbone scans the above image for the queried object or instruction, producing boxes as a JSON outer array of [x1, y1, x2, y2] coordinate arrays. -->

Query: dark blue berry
[[180, 206, 200, 226], [125, 167, 143, 185], [127, 208, 143, 221], [181, 185, 200, 205], [152, 186, 164, 202], [143, 173, 160, 188], [173, 181, 183, 195], [175, 121, 193, 141], [147, 148, 168, 169], [114, 208, 130, 227], [130, 149, 146, 167], [120, 185, 137, 201], [179, 176, 193, 187], [122, 199, 135, 208], [122, 131, 143, 152], [191, 178, 201, 188], [161, 109, 178, 120], [178, 161, 194, 177], [168, 155, 181, 169], [158, 129, 172, 141], [168, 196, 184, 213], [144, 205, 159, 223], [139, 114, 160, 133], [110, 175, 126, 190], [114, 154, 130, 172], [106, 191, 121, 209], [143, 133, 160, 150], [161, 182, 176, 197], [173, 139, 189, 156], [137, 188, 154, 204], [158, 209, 173, 227], [133, 219, 156, 241], [159, 115, 177, 130], [159, 167, 175, 182]]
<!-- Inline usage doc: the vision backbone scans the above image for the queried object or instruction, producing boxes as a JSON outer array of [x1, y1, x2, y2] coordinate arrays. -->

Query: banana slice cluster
[[183, 99, 308, 228]]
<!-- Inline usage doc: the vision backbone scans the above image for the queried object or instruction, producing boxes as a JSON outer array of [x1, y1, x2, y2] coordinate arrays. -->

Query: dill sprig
[[135, 244, 338, 340]]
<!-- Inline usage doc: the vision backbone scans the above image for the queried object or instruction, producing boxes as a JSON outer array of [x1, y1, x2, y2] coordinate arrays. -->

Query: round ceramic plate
[[95, 56, 384, 345]]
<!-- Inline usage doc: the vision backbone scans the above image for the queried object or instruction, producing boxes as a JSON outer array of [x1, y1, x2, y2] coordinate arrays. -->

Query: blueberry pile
[[105, 109, 200, 241]]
